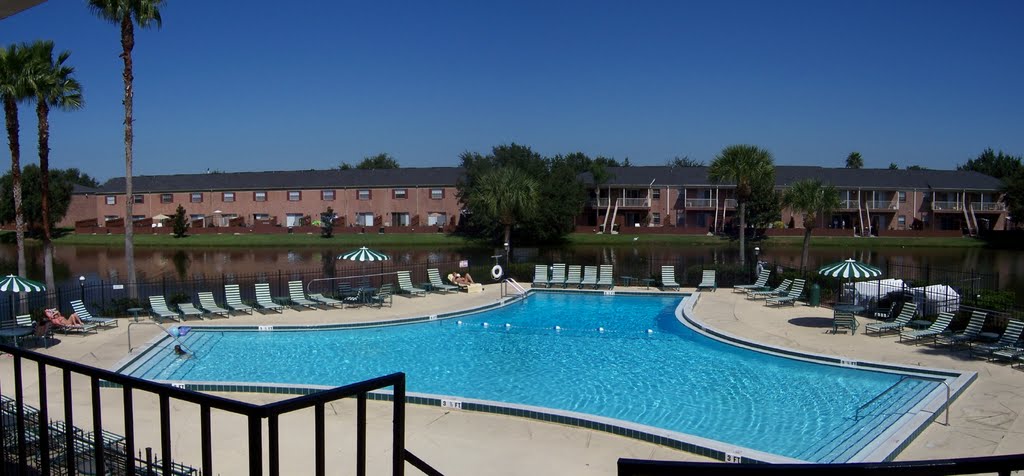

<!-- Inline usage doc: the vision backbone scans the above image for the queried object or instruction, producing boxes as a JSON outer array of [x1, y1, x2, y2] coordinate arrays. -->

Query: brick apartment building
[[65, 165, 1008, 236]]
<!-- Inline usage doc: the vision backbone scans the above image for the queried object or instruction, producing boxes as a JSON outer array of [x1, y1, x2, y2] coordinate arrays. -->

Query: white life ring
[[490, 264, 504, 280]]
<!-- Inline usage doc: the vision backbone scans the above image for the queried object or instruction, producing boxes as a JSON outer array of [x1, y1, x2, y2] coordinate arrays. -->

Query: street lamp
[[79, 276, 86, 301]]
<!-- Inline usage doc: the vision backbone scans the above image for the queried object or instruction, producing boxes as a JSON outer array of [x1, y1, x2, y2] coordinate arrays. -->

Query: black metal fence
[[0, 343, 443, 476]]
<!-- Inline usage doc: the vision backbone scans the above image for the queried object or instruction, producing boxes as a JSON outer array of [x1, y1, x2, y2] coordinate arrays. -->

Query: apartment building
[[579, 166, 1007, 235], [69, 167, 463, 232]]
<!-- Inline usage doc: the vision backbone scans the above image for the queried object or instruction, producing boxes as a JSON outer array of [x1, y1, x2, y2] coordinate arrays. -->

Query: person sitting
[[44, 308, 86, 328], [452, 272, 475, 286]]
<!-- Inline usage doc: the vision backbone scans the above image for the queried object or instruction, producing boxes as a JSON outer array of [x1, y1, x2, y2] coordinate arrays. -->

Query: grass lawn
[[39, 230, 988, 249]]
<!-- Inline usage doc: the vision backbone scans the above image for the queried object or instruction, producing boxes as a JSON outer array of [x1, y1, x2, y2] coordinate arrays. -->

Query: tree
[[338, 162, 353, 170], [957, 148, 1023, 179], [0, 165, 75, 233], [845, 152, 863, 169], [171, 204, 188, 237], [708, 144, 775, 265], [745, 179, 783, 237], [0, 44, 31, 280], [1003, 170, 1024, 229], [471, 167, 539, 246], [27, 40, 84, 292], [357, 153, 399, 169], [888, 163, 899, 170], [590, 162, 614, 228], [88, 0, 165, 298], [320, 206, 335, 238], [905, 165, 928, 171], [62, 168, 99, 188], [782, 179, 841, 271], [668, 155, 704, 168]]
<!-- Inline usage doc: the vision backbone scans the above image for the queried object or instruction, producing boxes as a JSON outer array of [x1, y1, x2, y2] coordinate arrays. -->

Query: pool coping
[[111, 288, 973, 465]]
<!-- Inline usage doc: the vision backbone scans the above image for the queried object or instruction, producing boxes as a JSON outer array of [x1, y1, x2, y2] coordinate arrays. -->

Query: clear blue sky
[[3, 0, 1023, 180]]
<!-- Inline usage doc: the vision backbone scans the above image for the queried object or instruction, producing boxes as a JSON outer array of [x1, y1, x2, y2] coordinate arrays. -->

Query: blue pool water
[[125, 293, 940, 462]]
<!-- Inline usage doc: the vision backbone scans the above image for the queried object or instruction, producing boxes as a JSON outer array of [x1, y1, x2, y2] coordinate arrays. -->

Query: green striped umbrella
[[0, 274, 46, 293], [817, 259, 882, 279], [337, 247, 391, 262]]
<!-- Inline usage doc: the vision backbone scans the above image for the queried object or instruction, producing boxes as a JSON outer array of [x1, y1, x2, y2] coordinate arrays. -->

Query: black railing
[[0, 343, 443, 476], [618, 455, 1024, 475]]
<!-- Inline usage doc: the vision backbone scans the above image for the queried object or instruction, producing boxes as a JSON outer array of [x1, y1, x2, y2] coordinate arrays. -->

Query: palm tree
[[88, 0, 165, 298], [708, 144, 775, 265], [0, 44, 31, 280], [27, 40, 84, 293], [474, 167, 539, 246], [846, 152, 863, 169], [590, 162, 614, 230], [782, 179, 841, 271]]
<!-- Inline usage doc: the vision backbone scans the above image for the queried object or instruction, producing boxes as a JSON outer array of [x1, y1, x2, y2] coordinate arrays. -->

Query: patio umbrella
[[818, 259, 883, 304], [337, 247, 391, 262], [0, 275, 46, 293]]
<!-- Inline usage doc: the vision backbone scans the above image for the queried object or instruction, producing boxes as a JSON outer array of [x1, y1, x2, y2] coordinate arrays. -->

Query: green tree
[[888, 163, 899, 170], [905, 165, 928, 171], [320, 206, 335, 238], [845, 152, 863, 169], [471, 167, 539, 246], [745, 179, 782, 237], [957, 148, 1023, 179], [27, 40, 84, 292], [708, 144, 775, 264], [782, 179, 841, 271], [357, 153, 399, 169], [338, 162, 353, 170], [0, 164, 76, 231], [668, 155, 704, 167], [62, 168, 99, 188], [88, 0, 165, 298], [171, 204, 188, 237], [0, 44, 32, 280]]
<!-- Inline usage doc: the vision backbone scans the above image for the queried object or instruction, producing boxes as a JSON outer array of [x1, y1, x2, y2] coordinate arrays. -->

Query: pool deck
[[2, 285, 1023, 474]]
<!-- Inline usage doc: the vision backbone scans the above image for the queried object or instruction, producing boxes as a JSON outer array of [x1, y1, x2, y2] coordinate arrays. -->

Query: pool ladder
[[854, 376, 950, 425], [502, 278, 527, 300]]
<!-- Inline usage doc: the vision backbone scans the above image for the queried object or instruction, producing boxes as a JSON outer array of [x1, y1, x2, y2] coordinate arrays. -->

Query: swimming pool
[[121, 292, 957, 463]]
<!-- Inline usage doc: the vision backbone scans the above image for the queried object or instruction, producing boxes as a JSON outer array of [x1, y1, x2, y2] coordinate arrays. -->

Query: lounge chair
[[428, 268, 458, 293], [872, 304, 894, 321], [697, 270, 717, 292], [370, 283, 393, 308], [765, 279, 805, 306], [564, 265, 583, 288], [336, 282, 359, 300], [936, 310, 986, 348], [970, 319, 1024, 359], [532, 265, 550, 288], [550, 264, 567, 288], [661, 266, 680, 291], [397, 271, 427, 296], [254, 283, 284, 313], [69, 300, 118, 328], [45, 309, 98, 334], [734, 269, 770, 293], [176, 302, 206, 320], [597, 265, 614, 289], [148, 296, 181, 322], [288, 280, 321, 309], [899, 311, 954, 344], [748, 279, 791, 299], [309, 293, 344, 308], [580, 266, 598, 288], [992, 346, 1024, 364], [197, 292, 231, 317], [864, 302, 917, 336], [832, 312, 858, 335], [224, 284, 254, 314]]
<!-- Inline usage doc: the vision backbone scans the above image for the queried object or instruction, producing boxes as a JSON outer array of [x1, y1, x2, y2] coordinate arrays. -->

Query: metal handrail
[[854, 375, 908, 420]]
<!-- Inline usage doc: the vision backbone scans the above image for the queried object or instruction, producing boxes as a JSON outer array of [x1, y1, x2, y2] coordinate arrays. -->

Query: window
[[190, 193, 203, 203], [104, 215, 118, 222], [285, 213, 304, 227], [222, 192, 235, 202], [105, 195, 116, 205], [899, 191, 907, 203], [357, 189, 371, 200], [321, 190, 335, 201], [356, 212, 375, 226], [652, 212, 661, 225], [221, 213, 238, 226], [652, 189, 661, 199], [254, 191, 267, 202], [392, 212, 410, 226], [427, 212, 447, 226], [430, 188, 444, 200], [393, 188, 407, 199], [160, 193, 173, 204], [253, 213, 270, 221], [189, 214, 205, 225], [132, 215, 145, 222], [288, 191, 301, 201], [133, 195, 144, 204], [898, 215, 907, 230]]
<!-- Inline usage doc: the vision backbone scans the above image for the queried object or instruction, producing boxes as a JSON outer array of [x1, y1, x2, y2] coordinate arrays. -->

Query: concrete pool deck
[[1, 285, 1022, 474]]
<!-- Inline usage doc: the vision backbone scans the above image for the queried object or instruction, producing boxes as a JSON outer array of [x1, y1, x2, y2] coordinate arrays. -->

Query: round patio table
[[126, 307, 145, 322], [909, 319, 932, 330], [833, 304, 866, 315], [0, 327, 33, 347]]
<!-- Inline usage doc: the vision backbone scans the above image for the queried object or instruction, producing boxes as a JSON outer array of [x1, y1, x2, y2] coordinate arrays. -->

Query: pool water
[[125, 293, 940, 462]]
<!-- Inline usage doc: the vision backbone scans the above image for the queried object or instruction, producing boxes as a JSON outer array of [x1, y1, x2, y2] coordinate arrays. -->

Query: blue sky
[[2, 0, 1023, 180]]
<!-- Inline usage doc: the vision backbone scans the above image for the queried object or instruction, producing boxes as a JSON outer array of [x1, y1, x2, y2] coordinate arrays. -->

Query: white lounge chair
[[428, 268, 458, 293], [148, 296, 181, 322], [936, 310, 986, 348], [565, 265, 583, 288], [177, 302, 206, 320], [899, 311, 954, 344], [397, 271, 427, 296], [661, 266, 680, 291], [748, 279, 791, 299], [197, 292, 231, 317], [309, 293, 344, 308], [765, 279, 805, 306], [864, 302, 917, 336], [254, 283, 284, 313], [288, 280, 321, 309], [532, 265, 550, 288], [597, 265, 614, 289], [224, 284, 254, 314], [734, 269, 770, 293], [697, 270, 717, 292], [550, 264, 567, 288], [69, 300, 117, 328], [580, 266, 598, 288]]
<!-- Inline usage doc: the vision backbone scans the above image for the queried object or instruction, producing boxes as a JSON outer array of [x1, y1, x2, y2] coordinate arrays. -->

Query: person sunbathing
[[45, 308, 86, 327], [452, 272, 475, 285]]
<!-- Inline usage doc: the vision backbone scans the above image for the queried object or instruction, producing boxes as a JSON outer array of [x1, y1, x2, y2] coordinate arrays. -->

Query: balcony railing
[[971, 202, 1006, 212], [619, 198, 650, 208], [839, 200, 860, 209], [932, 201, 962, 211], [866, 200, 898, 210], [589, 198, 612, 208], [684, 198, 717, 208], [723, 199, 737, 208]]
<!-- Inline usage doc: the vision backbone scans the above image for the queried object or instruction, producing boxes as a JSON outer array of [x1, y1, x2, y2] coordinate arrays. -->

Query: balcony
[[932, 201, 962, 212], [723, 199, 737, 208], [587, 198, 650, 209], [971, 202, 1006, 212], [839, 200, 860, 210], [866, 200, 898, 210], [684, 198, 717, 208]]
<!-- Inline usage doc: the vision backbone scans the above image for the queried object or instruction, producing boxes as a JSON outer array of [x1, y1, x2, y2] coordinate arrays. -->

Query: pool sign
[[441, 399, 463, 410], [459, 260, 468, 268]]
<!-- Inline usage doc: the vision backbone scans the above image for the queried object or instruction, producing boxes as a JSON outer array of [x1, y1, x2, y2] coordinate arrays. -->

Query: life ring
[[490, 264, 504, 280]]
